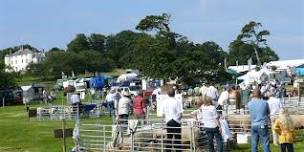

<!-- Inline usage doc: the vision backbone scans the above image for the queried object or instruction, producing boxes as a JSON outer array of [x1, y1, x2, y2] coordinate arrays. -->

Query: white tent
[[116, 73, 138, 83], [237, 69, 270, 85]]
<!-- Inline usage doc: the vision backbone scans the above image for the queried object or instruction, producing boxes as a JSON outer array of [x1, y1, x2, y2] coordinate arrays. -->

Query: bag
[[219, 118, 233, 142]]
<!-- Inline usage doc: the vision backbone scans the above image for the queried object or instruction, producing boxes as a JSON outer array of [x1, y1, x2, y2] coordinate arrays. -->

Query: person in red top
[[133, 90, 146, 125]]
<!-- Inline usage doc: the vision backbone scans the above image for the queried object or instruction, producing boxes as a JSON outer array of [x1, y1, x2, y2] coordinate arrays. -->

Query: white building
[[4, 48, 45, 72]]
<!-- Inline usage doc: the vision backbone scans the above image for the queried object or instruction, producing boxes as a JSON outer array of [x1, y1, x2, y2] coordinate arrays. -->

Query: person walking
[[200, 96, 223, 152], [267, 90, 282, 145], [217, 86, 231, 115], [273, 108, 295, 152], [248, 89, 271, 152], [132, 90, 146, 125], [117, 90, 132, 132], [162, 88, 183, 152]]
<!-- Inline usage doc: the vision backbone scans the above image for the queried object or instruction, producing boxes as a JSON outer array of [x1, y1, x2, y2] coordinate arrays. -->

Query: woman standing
[[132, 90, 146, 125], [200, 96, 223, 152], [274, 109, 295, 152]]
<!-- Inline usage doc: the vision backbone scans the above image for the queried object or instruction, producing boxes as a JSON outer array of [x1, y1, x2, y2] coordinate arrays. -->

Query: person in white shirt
[[162, 88, 183, 152], [200, 84, 208, 97], [117, 90, 132, 131], [199, 96, 223, 152], [105, 89, 116, 116], [206, 85, 219, 105], [267, 90, 282, 145], [217, 86, 231, 115], [71, 93, 81, 105]]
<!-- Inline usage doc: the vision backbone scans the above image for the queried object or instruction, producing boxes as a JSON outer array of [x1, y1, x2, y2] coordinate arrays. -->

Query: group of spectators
[[169, 82, 295, 152], [104, 88, 147, 128], [102, 81, 295, 152]]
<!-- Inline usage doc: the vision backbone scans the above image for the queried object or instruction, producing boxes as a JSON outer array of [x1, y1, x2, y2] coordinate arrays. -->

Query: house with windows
[[4, 48, 45, 72]]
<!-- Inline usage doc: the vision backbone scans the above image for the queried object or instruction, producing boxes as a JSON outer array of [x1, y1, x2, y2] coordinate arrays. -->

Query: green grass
[[0, 105, 74, 152]]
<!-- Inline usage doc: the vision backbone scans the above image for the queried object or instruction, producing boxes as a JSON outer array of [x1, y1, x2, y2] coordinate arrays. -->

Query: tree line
[[0, 13, 279, 86]]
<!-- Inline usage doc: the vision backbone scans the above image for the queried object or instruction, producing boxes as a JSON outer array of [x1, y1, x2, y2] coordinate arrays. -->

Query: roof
[[266, 59, 304, 69], [5, 48, 40, 57], [296, 64, 304, 68], [228, 65, 256, 73]]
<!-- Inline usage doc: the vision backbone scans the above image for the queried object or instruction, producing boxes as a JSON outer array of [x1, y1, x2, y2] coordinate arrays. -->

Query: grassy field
[[0, 105, 75, 152]]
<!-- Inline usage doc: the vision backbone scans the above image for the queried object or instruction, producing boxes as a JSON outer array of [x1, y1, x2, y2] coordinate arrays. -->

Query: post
[[131, 129, 135, 152], [2, 97, 5, 108], [103, 125, 105, 152], [62, 117, 66, 152], [62, 92, 67, 152]]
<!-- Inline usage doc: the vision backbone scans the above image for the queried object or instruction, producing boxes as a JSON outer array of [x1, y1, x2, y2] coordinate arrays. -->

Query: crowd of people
[[99, 81, 295, 152]]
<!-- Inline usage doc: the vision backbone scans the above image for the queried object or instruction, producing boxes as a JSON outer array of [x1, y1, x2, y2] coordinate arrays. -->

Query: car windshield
[[129, 86, 140, 91]]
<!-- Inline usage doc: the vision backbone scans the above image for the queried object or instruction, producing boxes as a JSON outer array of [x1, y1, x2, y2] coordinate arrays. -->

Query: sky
[[0, 0, 303, 60]]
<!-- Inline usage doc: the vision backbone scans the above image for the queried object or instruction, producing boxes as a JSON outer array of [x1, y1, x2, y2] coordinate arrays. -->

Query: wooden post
[[2, 97, 4, 108], [62, 118, 66, 152], [62, 91, 67, 152]]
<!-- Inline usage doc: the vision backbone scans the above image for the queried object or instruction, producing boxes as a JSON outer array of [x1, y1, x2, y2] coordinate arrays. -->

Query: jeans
[[280, 143, 294, 152], [251, 125, 271, 152], [205, 127, 223, 152], [166, 119, 181, 152], [106, 102, 114, 116], [119, 114, 128, 132]]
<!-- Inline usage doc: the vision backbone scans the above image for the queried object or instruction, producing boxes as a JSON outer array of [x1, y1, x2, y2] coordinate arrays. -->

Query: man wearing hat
[[117, 90, 132, 131]]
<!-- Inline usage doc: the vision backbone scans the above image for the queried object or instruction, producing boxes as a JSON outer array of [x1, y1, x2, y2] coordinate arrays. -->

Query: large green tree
[[0, 62, 16, 87], [228, 21, 279, 66], [136, 13, 178, 49], [88, 33, 106, 53], [66, 34, 90, 53], [237, 21, 271, 66]]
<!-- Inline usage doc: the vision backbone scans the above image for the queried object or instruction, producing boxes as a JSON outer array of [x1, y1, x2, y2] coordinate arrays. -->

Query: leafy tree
[[66, 34, 90, 53], [0, 62, 16, 87], [237, 21, 271, 66], [88, 33, 106, 53], [136, 13, 178, 49]]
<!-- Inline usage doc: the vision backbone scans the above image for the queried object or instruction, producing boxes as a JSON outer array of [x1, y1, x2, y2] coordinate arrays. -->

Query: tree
[[237, 21, 270, 66], [0, 62, 16, 87], [88, 33, 106, 53], [136, 13, 178, 49], [67, 34, 90, 53]]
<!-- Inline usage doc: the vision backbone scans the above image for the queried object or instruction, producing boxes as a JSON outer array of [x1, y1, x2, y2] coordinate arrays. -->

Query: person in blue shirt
[[248, 89, 271, 152]]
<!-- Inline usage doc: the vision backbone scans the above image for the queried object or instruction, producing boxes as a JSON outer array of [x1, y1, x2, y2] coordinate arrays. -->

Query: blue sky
[[0, 0, 303, 60]]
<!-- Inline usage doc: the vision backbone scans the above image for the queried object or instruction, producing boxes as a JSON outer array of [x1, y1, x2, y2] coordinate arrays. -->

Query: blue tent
[[90, 76, 105, 89], [296, 64, 304, 76]]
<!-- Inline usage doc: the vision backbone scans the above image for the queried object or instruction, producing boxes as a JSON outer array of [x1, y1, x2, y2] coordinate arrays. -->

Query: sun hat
[[122, 90, 130, 96]]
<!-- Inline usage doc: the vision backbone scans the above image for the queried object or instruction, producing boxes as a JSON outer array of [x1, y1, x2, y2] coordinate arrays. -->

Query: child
[[273, 108, 295, 152]]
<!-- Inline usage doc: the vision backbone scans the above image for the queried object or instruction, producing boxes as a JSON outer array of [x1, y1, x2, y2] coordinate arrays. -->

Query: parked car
[[0, 87, 23, 106], [118, 85, 141, 96]]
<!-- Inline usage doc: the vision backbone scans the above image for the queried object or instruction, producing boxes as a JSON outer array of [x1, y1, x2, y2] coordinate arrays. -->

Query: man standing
[[163, 88, 183, 152], [267, 90, 282, 145], [117, 90, 132, 132], [217, 86, 230, 115], [206, 84, 219, 105], [105, 89, 116, 116], [248, 89, 271, 152]]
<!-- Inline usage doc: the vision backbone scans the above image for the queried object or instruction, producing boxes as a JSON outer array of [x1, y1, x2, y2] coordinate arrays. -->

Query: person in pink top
[[133, 90, 146, 124]]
